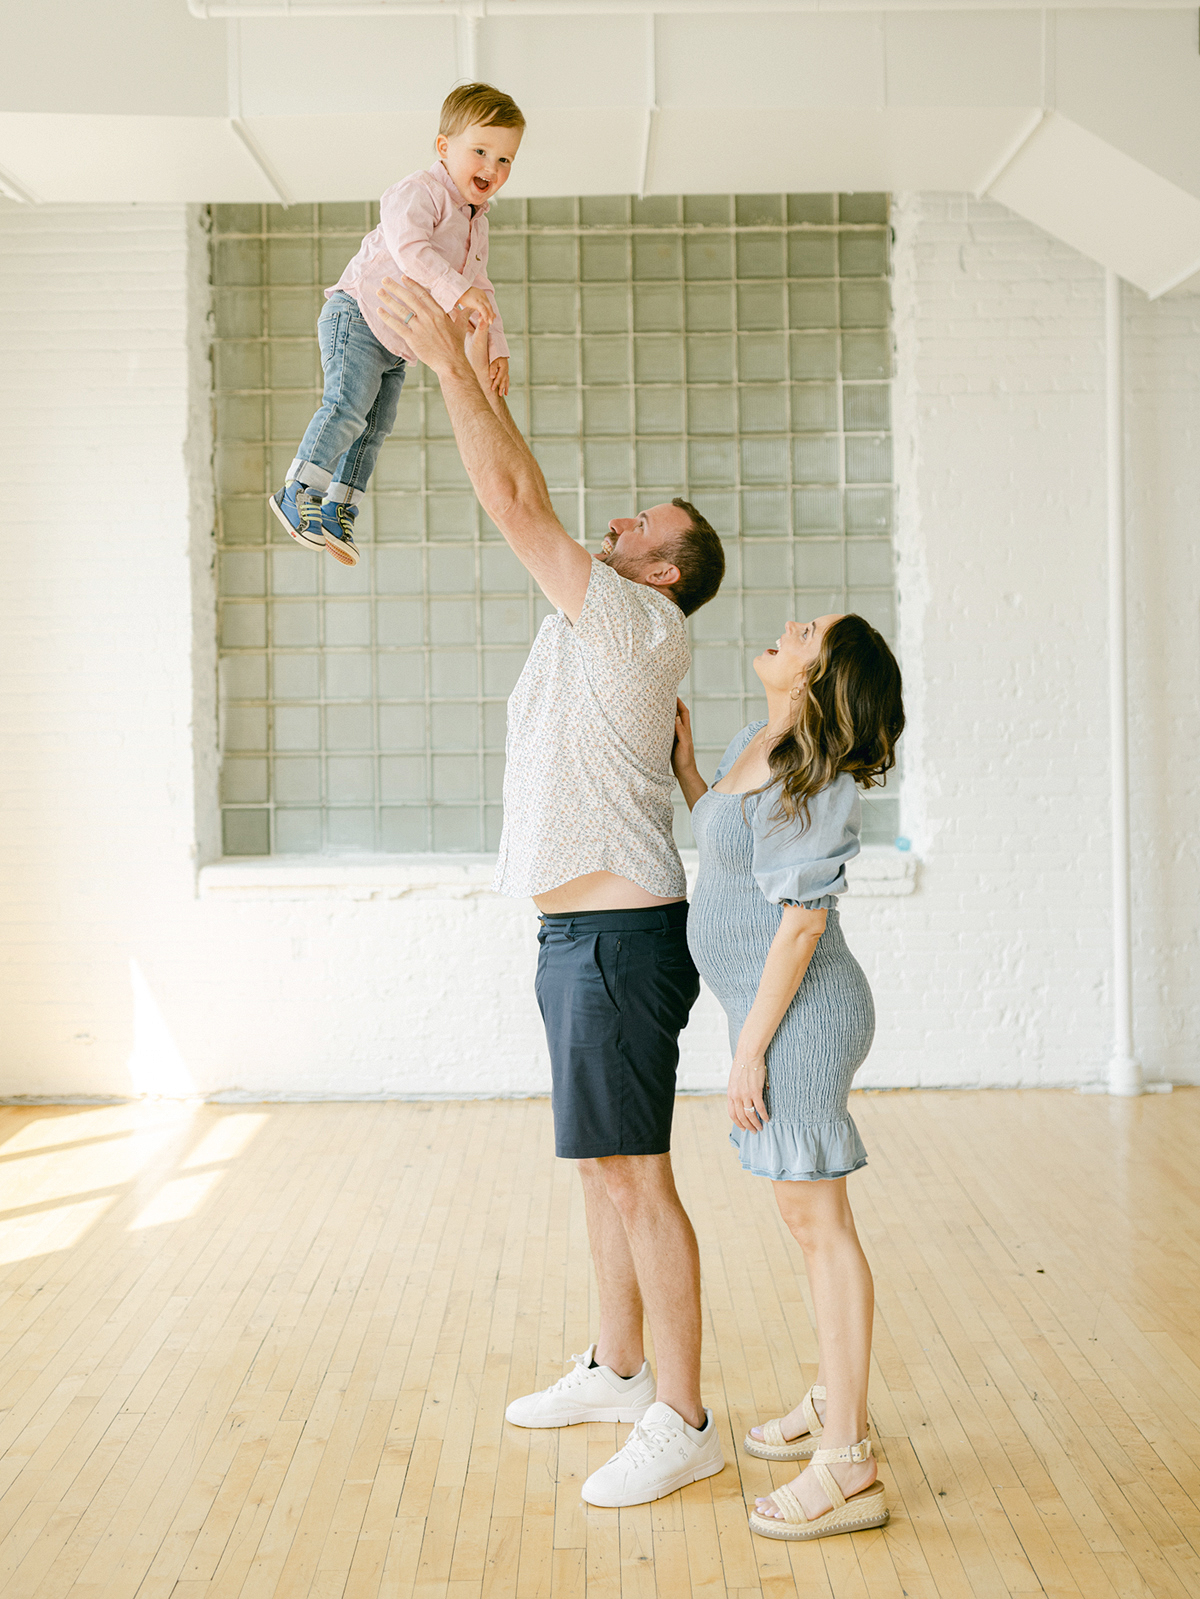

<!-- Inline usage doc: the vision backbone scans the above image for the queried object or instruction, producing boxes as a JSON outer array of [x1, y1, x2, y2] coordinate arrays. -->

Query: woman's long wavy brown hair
[[753, 614, 905, 829]]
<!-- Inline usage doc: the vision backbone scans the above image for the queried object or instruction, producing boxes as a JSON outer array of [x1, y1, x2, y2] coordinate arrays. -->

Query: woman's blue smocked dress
[[688, 722, 874, 1181]]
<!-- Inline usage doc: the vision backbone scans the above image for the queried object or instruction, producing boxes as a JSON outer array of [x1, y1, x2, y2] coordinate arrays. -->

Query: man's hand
[[489, 356, 510, 397], [377, 276, 472, 379], [377, 276, 592, 620]]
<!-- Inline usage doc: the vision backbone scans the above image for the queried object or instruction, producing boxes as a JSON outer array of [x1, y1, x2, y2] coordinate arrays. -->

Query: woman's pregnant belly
[[688, 869, 875, 1064], [687, 868, 779, 1007]]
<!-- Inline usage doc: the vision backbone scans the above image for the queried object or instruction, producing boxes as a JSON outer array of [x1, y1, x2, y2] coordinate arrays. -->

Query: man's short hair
[[439, 83, 526, 137], [657, 498, 725, 617]]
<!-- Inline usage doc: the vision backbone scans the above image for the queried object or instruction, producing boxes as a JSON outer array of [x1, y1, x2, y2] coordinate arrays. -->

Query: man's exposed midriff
[[532, 869, 687, 915]]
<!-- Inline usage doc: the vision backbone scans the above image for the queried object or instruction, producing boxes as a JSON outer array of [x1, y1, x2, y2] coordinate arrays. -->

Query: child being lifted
[[269, 81, 524, 567]]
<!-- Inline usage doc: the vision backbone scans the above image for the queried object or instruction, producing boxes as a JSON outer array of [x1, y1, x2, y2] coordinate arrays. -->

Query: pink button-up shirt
[[329, 160, 509, 365]]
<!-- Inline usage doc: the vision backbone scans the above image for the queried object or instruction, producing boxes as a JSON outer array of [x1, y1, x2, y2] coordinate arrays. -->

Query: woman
[[672, 611, 904, 1542]]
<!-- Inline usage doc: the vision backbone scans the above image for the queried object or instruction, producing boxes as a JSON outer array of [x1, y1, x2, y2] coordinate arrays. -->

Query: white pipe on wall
[[1104, 268, 1143, 1097]]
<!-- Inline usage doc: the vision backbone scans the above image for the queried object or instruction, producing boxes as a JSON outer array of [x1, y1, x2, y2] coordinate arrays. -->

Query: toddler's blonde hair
[[440, 82, 526, 138]]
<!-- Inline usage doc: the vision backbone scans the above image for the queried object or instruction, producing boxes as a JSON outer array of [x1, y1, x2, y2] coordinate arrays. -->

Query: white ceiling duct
[[186, 0, 1200, 12], [5, 1, 1200, 297]]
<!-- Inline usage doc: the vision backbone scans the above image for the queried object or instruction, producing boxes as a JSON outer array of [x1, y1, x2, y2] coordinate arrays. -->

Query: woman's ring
[[403, 310, 416, 326]]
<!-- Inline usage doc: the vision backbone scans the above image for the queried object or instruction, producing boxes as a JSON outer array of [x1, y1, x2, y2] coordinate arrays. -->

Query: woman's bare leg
[[756, 1177, 877, 1519]]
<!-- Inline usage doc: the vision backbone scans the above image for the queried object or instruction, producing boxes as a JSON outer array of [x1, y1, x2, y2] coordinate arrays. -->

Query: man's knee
[[594, 1153, 674, 1215]]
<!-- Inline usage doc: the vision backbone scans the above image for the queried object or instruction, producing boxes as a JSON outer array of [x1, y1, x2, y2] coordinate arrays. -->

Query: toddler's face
[[437, 121, 522, 204]]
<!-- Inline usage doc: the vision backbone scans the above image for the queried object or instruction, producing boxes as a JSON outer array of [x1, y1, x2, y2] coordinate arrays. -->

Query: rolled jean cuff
[[292, 459, 332, 494], [325, 482, 365, 506]]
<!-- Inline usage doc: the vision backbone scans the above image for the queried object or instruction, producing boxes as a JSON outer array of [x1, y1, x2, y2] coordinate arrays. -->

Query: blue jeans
[[290, 292, 407, 504]]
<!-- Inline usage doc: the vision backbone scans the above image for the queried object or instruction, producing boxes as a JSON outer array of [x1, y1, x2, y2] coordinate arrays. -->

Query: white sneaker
[[505, 1345, 656, 1427], [580, 1401, 725, 1507]]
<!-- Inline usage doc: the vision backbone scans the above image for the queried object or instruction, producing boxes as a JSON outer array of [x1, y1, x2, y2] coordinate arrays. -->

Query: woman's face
[[753, 615, 842, 693]]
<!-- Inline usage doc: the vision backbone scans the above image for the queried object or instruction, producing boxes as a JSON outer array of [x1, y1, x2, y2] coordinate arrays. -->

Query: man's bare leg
[[588, 1152, 704, 1429], [578, 1159, 646, 1377]]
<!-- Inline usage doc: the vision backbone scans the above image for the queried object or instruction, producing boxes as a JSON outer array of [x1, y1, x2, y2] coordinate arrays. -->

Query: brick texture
[[0, 197, 1195, 1098]]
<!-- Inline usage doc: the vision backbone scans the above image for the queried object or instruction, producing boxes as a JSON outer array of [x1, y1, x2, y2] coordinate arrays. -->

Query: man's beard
[[598, 544, 654, 584]]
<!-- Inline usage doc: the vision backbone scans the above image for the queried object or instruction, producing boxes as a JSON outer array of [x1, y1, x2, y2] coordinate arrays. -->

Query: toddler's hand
[[489, 357, 510, 397], [455, 286, 494, 326]]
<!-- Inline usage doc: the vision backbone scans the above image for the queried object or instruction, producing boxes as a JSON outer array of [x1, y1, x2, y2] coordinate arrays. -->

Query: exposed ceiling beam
[[186, 0, 1200, 12]]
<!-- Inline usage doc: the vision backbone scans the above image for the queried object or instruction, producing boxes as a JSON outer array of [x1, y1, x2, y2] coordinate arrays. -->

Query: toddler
[[269, 81, 524, 567]]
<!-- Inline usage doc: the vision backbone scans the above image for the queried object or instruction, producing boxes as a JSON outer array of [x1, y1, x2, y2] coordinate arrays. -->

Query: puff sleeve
[[750, 771, 861, 909]]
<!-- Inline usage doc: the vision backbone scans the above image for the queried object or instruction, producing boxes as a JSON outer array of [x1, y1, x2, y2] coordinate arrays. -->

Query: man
[[376, 275, 726, 1508]]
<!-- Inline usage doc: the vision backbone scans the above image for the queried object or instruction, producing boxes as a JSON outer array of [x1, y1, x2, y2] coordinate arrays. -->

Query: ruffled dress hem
[[729, 1117, 867, 1182]]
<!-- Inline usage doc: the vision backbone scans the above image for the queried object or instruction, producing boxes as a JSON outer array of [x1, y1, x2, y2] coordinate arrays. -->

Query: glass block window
[[211, 192, 896, 856]]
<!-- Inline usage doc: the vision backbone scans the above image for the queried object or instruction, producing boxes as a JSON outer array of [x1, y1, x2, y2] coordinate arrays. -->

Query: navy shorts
[[535, 902, 701, 1160]]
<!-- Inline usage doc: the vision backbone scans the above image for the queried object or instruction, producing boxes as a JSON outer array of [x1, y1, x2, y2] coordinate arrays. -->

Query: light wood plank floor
[[0, 1090, 1196, 1599]]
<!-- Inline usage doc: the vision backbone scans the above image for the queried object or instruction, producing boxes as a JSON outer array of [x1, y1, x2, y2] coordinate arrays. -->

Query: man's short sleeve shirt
[[492, 561, 691, 899]]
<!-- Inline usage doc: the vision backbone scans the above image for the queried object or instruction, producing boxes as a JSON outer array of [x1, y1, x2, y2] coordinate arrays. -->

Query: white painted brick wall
[[0, 205, 202, 1088], [0, 198, 1195, 1101], [877, 193, 1199, 1087]]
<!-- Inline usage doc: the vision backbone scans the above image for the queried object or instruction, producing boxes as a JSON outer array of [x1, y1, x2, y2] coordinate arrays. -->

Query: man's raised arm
[[377, 275, 593, 620]]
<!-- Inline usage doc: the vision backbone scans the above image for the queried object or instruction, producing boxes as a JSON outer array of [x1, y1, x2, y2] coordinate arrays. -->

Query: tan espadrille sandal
[[743, 1384, 826, 1461], [748, 1438, 889, 1541]]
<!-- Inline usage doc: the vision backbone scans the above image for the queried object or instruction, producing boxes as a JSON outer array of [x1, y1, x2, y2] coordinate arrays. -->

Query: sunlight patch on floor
[[0, 1127, 189, 1210], [0, 1100, 195, 1155], [0, 1194, 117, 1265], [129, 1170, 224, 1230], [181, 1112, 269, 1169]]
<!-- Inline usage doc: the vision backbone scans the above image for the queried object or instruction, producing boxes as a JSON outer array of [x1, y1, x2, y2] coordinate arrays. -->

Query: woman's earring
[[789, 684, 802, 700]]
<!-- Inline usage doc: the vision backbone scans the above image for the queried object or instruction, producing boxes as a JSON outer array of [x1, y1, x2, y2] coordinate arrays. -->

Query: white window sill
[[198, 846, 916, 902]]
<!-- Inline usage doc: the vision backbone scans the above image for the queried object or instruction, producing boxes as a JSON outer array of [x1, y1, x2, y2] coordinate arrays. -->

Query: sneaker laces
[[292, 485, 322, 528], [544, 1353, 594, 1394], [614, 1417, 679, 1467], [331, 503, 357, 541]]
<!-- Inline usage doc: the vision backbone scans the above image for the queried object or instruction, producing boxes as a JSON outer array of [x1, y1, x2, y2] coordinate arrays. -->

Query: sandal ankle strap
[[799, 1385, 824, 1437], [811, 1437, 872, 1466], [808, 1436, 873, 1512]]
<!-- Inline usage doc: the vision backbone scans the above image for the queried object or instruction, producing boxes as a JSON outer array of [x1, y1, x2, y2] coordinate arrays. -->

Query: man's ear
[[645, 562, 681, 591]]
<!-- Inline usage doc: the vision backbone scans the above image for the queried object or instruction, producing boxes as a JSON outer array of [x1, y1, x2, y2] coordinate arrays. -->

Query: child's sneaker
[[321, 500, 360, 567], [268, 481, 325, 550]]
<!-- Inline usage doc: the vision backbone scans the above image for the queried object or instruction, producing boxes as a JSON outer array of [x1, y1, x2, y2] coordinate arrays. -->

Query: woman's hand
[[728, 1052, 769, 1132], [672, 698, 696, 778], [672, 699, 709, 811]]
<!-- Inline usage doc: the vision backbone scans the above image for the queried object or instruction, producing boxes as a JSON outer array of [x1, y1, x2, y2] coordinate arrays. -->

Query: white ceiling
[[2, 2, 1200, 296]]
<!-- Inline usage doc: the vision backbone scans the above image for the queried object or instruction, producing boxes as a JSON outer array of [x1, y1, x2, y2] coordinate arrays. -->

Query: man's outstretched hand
[[377, 276, 491, 389], [378, 278, 590, 620]]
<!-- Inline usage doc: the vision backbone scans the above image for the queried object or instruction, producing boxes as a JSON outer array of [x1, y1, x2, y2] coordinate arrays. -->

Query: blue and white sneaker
[[321, 500, 360, 567], [268, 480, 325, 550]]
